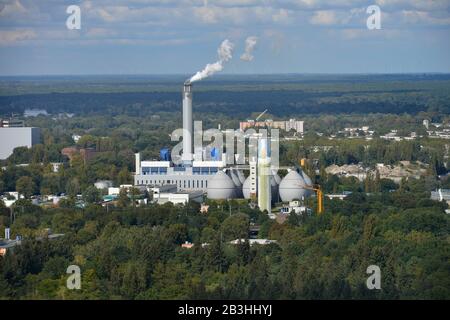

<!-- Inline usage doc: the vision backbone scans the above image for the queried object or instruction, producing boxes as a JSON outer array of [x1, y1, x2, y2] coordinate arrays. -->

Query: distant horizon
[[1, 72, 450, 78]]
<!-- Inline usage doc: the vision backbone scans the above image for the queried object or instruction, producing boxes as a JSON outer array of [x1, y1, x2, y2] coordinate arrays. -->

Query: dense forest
[[1, 74, 449, 117], [0, 182, 448, 299], [0, 75, 449, 300]]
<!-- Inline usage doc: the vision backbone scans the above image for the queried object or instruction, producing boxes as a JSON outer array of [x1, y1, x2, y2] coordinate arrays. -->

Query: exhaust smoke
[[240, 36, 258, 62], [189, 39, 234, 83]]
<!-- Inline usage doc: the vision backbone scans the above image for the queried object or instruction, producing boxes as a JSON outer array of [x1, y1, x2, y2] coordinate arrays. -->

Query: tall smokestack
[[135, 153, 141, 174], [257, 138, 271, 213], [182, 81, 193, 163]]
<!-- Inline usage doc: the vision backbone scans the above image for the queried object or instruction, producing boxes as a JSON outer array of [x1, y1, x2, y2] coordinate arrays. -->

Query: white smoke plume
[[240, 36, 258, 62], [189, 39, 234, 83]]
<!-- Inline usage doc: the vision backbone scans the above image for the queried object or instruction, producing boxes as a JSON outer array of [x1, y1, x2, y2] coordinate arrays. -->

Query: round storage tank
[[207, 171, 236, 200], [300, 170, 314, 196], [242, 174, 279, 202], [279, 170, 308, 202]]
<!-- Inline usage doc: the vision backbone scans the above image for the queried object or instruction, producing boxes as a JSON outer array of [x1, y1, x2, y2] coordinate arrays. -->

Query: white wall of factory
[[0, 127, 41, 160]]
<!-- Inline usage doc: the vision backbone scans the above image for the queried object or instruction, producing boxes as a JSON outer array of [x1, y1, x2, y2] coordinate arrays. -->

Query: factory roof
[[229, 239, 278, 246], [431, 189, 450, 201], [140, 161, 171, 167]]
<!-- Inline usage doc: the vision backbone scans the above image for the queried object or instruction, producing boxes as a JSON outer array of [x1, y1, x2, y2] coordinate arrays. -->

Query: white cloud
[[0, 29, 36, 45], [85, 27, 118, 38], [310, 10, 338, 25], [375, 0, 450, 12], [194, 5, 219, 24], [0, 0, 27, 16], [337, 28, 403, 40], [0, 0, 448, 48], [272, 8, 292, 23], [401, 10, 450, 26]]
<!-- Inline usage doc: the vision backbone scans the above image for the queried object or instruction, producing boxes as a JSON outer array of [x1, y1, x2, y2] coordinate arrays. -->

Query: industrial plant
[[134, 81, 314, 213]]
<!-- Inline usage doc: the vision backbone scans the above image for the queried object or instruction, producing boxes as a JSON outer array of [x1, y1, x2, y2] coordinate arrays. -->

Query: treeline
[[2, 75, 450, 117], [282, 138, 447, 172], [0, 184, 448, 299], [0, 90, 440, 117]]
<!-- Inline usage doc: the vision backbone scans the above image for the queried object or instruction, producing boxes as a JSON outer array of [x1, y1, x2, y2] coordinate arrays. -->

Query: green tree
[[83, 186, 101, 204], [117, 167, 131, 185], [65, 178, 81, 198], [117, 188, 130, 207], [16, 176, 36, 198], [220, 213, 249, 241], [207, 234, 227, 273]]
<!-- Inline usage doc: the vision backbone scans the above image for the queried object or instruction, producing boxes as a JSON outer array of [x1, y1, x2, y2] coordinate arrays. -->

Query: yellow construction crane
[[298, 159, 323, 214], [294, 182, 324, 215], [300, 158, 307, 167], [304, 185, 324, 215], [255, 108, 268, 121]]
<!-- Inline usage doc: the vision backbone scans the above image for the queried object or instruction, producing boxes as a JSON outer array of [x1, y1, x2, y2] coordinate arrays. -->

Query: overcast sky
[[0, 0, 449, 75]]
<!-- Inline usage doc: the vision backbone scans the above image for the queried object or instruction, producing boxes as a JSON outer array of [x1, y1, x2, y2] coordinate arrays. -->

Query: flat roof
[[140, 161, 170, 167]]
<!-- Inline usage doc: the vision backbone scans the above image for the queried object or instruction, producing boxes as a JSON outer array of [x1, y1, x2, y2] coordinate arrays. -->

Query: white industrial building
[[431, 189, 450, 207], [0, 127, 41, 159], [134, 81, 313, 212]]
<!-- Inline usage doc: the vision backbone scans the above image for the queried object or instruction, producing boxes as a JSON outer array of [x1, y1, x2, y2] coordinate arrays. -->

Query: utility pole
[[220, 231, 223, 273]]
